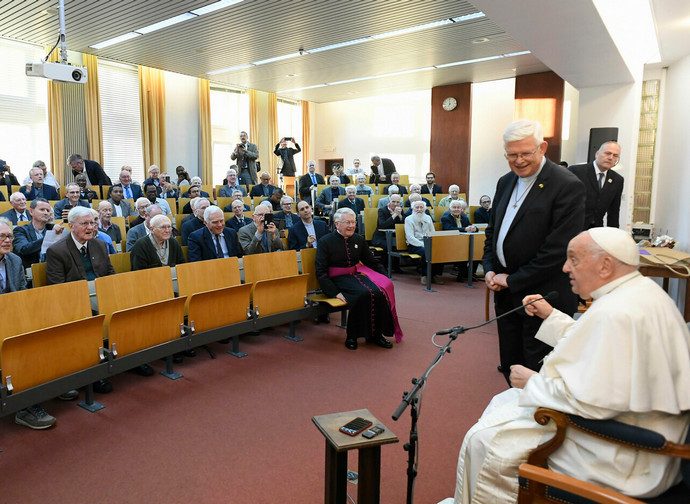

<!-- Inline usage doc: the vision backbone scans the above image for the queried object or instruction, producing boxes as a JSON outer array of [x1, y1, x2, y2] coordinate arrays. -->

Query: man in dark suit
[[473, 195, 492, 224], [0, 218, 27, 293], [1, 192, 29, 224], [231, 131, 259, 186], [19, 167, 60, 201], [369, 155, 396, 184], [274, 137, 301, 177], [338, 186, 365, 232], [188, 206, 241, 262], [383, 173, 408, 195], [218, 167, 247, 197], [107, 185, 135, 219], [249, 172, 278, 198], [46, 206, 115, 284], [483, 119, 585, 384], [568, 141, 624, 229], [298, 160, 325, 201], [181, 198, 210, 245], [421, 171, 443, 195], [273, 196, 298, 231], [225, 199, 252, 232], [115, 169, 143, 200], [288, 201, 328, 251], [12, 198, 66, 268], [68, 154, 112, 186], [315, 175, 346, 214]]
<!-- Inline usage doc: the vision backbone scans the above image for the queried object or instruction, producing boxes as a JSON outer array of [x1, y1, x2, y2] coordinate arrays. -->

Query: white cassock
[[441, 271, 690, 504]]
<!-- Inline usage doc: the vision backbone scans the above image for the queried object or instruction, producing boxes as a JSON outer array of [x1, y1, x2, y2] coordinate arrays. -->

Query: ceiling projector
[[25, 61, 88, 84]]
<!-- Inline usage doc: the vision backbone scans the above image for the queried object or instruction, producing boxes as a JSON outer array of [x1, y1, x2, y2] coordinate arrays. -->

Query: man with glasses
[[568, 141, 624, 229], [482, 119, 585, 384], [473, 195, 492, 224], [232, 131, 259, 186], [1, 192, 29, 224], [54, 183, 89, 220], [130, 215, 185, 270], [298, 160, 325, 201], [219, 167, 247, 197], [45, 206, 115, 284]]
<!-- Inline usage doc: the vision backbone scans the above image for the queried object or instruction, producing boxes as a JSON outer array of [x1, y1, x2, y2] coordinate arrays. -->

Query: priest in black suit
[[482, 119, 585, 383], [568, 141, 624, 229], [298, 160, 325, 201]]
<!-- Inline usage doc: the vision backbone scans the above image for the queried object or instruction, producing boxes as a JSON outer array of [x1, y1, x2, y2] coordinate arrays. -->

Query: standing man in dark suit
[[20, 167, 60, 201], [1, 192, 29, 224], [68, 154, 112, 186], [45, 206, 115, 284], [188, 206, 241, 262], [225, 199, 252, 232], [483, 119, 585, 383], [274, 137, 301, 177], [13, 198, 65, 269], [298, 160, 325, 201], [568, 141, 624, 229], [369, 155, 396, 184], [232, 131, 259, 186], [288, 201, 328, 251], [421, 172, 443, 195]]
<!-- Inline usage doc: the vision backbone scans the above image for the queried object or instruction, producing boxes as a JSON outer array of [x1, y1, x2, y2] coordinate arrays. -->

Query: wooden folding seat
[[30, 262, 47, 288], [384, 223, 421, 276], [94, 267, 186, 357], [362, 207, 384, 254], [0, 281, 104, 393], [299, 247, 347, 308], [109, 252, 132, 274]]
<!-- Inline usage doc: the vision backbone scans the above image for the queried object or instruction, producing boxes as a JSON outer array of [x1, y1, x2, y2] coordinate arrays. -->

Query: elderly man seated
[[437, 184, 462, 207], [225, 199, 252, 232], [338, 185, 365, 232], [439, 227, 690, 504], [273, 195, 298, 232], [181, 177, 210, 198], [219, 167, 247, 197], [249, 172, 277, 198], [377, 184, 399, 209], [315, 208, 403, 350], [188, 206, 241, 261], [405, 200, 443, 284], [126, 204, 161, 252], [354, 173, 373, 196], [238, 203, 286, 254], [315, 175, 346, 216], [223, 190, 250, 212], [403, 193, 433, 220], [181, 197, 210, 245], [130, 214, 185, 270], [404, 184, 432, 208], [383, 172, 407, 195], [441, 199, 478, 282], [54, 183, 90, 220], [97, 201, 121, 246], [12, 198, 65, 268]]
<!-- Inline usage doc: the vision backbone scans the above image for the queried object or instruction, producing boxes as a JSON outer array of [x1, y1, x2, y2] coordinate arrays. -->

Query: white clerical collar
[[519, 156, 546, 183], [590, 270, 640, 300]]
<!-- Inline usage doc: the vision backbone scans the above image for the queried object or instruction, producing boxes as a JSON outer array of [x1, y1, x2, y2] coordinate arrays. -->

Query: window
[[277, 98, 302, 174], [0, 39, 50, 182], [210, 86, 249, 184], [98, 60, 145, 184]]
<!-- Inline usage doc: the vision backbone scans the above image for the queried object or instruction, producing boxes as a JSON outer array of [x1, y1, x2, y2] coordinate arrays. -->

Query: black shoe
[[129, 364, 154, 377], [456, 276, 468, 283], [317, 314, 330, 324], [248, 330, 261, 336], [392, 267, 404, 274], [218, 338, 230, 344], [345, 339, 358, 350], [497, 365, 503, 373], [57, 389, 79, 401], [369, 335, 393, 349], [173, 353, 184, 364], [183, 349, 196, 357], [93, 379, 113, 394]]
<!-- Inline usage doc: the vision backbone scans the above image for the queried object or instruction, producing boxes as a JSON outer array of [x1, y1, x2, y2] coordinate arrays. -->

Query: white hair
[[503, 119, 544, 145], [329, 175, 340, 184], [203, 205, 224, 223], [150, 214, 170, 228], [67, 206, 92, 224], [333, 207, 356, 223], [448, 184, 459, 193], [387, 185, 399, 194]]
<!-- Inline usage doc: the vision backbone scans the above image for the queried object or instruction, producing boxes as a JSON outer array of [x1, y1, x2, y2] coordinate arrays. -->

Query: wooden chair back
[[186, 284, 253, 332], [0, 280, 92, 346], [109, 252, 132, 274], [216, 197, 232, 211], [165, 197, 177, 215], [469, 205, 480, 223], [434, 193, 449, 205], [395, 223, 408, 251], [31, 262, 47, 287], [253, 275, 308, 317], [177, 257, 241, 296], [95, 267, 174, 319], [299, 247, 320, 292], [433, 206, 447, 222], [363, 207, 380, 241], [243, 249, 298, 284], [370, 194, 384, 209]]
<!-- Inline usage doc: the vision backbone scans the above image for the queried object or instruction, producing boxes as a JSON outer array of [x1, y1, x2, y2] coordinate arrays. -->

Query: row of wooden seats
[[0, 250, 341, 417]]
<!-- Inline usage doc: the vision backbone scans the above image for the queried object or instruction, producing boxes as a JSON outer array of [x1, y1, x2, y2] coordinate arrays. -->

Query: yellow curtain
[[198, 78, 213, 185], [46, 48, 65, 186], [138, 66, 166, 171], [247, 88, 259, 161], [267, 92, 279, 183], [301, 100, 310, 176], [83, 54, 104, 165]]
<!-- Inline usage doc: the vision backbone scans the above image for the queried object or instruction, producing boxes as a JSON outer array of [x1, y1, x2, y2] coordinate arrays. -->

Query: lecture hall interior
[[0, 1, 689, 503]]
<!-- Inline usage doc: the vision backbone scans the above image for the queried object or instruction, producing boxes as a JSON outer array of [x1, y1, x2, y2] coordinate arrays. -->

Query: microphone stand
[[391, 292, 555, 504]]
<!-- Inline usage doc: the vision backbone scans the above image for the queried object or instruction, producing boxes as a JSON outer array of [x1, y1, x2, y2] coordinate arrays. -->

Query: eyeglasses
[[75, 221, 97, 227], [156, 225, 173, 230], [504, 149, 539, 162], [0, 233, 14, 241]]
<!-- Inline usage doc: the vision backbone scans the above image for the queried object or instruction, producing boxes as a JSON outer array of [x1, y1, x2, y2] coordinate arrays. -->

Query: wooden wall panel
[[430, 83, 472, 194], [514, 71, 564, 163]]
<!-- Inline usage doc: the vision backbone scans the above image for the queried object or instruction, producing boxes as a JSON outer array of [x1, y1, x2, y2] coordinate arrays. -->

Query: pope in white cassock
[[440, 227, 690, 504]]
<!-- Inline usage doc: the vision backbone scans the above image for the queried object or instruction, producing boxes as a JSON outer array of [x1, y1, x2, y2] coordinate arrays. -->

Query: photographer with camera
[[273, 136, 301, 177], [231, 131, 259, 186]]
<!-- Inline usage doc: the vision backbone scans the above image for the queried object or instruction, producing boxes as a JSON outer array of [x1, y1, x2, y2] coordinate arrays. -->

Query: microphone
[[435, 290, 559, 335]]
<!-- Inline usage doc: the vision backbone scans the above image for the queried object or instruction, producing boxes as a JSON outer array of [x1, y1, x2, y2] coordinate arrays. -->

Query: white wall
[[560, 81, 579, 165], [655, 54, 690, 251], [576, 80, 643, 230], [311, 90, 431, 183], [164, 71, 199, 177], [468, 78, 515, 205]]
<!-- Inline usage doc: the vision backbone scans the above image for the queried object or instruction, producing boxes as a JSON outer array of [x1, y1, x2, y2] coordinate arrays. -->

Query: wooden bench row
[[0, 249, 345, 421]]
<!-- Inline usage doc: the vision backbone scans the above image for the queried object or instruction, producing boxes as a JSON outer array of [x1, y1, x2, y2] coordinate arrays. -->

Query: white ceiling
[[1, 0, 688, 103]]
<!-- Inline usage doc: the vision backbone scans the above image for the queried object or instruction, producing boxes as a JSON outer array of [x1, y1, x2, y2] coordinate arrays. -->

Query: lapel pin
[[539, 184, 544, 188], [608, 178, 612, 184], [354, 244, 359, 248]]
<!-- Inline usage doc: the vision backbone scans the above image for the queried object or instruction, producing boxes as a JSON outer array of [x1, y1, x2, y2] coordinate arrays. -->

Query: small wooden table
[[312, 408, 398, 504]]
